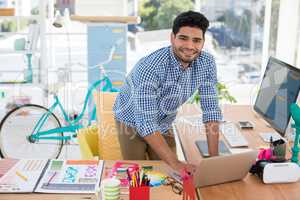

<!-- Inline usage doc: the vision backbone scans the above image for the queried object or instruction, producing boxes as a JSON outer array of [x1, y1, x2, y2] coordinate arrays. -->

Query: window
[[199, 0, 266, 104]]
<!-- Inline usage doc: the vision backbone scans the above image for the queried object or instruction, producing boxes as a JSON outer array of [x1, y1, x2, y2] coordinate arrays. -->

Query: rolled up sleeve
[[199, 58, 223, 123], [133, 64, 161, 137]]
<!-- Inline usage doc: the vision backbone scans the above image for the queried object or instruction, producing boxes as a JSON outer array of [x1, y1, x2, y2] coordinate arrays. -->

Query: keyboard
[[220, 122, 249, 147]]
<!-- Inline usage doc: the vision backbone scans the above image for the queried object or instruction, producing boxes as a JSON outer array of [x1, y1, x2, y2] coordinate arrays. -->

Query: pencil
[[15, 171, 28, 182], [133, 174, 137, 187]]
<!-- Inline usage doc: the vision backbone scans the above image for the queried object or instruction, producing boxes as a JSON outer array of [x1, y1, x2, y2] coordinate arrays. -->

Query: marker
[[15, 171, 28, 182]]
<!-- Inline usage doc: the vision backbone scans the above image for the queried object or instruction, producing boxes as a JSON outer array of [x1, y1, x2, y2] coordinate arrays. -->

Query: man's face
[[171, 26, 205, 66]]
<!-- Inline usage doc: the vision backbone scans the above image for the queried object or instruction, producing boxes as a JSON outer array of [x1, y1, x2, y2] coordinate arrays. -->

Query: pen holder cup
[[129, 186, 150, 200], [272, 139, 286, 160]]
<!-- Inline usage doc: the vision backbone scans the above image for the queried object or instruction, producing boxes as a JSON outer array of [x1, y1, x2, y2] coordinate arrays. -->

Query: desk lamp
[[53, 10, 63, 28], [290, 103, 300, 165]]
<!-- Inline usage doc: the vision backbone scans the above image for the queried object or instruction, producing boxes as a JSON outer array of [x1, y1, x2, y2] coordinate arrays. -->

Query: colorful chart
[[35, 159, 103, 194]]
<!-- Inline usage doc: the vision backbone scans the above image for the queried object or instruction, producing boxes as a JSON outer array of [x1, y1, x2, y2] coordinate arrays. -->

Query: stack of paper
[[0, 159, 104, 194]]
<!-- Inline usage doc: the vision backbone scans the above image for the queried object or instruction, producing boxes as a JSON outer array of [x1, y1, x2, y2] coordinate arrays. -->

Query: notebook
[[0, 159, 103, 193]]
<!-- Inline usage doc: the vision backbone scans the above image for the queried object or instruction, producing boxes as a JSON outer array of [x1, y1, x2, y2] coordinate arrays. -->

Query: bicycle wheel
[[0, 104, 63, 159]]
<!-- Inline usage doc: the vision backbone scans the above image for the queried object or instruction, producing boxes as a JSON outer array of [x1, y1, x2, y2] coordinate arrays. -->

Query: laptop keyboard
[[220, 122, 249, 147]]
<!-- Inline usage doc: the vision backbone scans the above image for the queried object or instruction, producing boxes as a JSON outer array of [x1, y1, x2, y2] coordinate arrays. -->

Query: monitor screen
[[254, 57, 300, 136]]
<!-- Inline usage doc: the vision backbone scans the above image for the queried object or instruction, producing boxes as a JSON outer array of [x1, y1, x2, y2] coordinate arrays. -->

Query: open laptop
[[193, 150, 258, 187]]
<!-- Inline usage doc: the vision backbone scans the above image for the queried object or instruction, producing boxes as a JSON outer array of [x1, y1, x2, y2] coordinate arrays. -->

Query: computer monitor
[[254, 57, 300, 136]]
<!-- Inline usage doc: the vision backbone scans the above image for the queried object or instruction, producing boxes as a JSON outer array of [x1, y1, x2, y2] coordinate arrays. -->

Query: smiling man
[[113, 11, 222, 173]]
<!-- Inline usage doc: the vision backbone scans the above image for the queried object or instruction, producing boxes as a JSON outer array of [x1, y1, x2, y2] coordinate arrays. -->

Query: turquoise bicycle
[[0, 70, 119, 159], [0, 41, 122, 159]]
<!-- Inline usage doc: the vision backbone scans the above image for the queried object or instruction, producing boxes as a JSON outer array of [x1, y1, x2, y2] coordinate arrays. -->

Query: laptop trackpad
[[195, 140, 231, 157]]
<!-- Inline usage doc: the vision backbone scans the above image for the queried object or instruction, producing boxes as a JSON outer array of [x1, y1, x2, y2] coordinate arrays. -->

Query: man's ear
[[170, 32, 175, 44]]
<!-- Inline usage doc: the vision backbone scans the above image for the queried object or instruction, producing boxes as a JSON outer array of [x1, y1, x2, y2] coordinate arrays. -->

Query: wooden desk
[[0, 161, 182, 200], [175, 104, 300, 200], [0, 191, 97, 200], [102, 160, 182, 200]]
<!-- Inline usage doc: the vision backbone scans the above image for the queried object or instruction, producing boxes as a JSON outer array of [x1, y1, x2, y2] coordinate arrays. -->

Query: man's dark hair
[[172, 11, 209, 36]]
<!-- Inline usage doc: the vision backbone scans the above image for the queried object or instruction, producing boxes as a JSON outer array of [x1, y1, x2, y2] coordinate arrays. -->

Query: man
[[113, 11, 222, 173]]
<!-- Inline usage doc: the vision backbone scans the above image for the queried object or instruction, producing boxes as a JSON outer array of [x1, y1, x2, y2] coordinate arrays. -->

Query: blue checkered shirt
[[113, 46, 222, 137]]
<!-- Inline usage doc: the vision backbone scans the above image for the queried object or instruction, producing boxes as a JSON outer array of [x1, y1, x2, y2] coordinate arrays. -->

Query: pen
[[145, 177, 150, 186], [270, 136, 274, 148], [141, 174, 146, 186], [126, 168, 131, 182], [46, 172, 57, 186], [139, 170, 144, 186], [15, 171, 28, 182], [136, 171, 140, 187], [143, 174, 149, 186]]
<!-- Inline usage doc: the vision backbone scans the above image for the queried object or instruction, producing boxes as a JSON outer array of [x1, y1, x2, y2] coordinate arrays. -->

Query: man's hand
[[144, 132, 196, 174], [170, 160, 197, 175], [205, 121, 220, 156]]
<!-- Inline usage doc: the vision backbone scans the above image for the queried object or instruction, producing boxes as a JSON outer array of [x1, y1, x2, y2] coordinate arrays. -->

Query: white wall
[[75, 0, 127, 16], [297, 30, 300, 67], [261, 0, 272, 70], [275, 0, 300, 66]]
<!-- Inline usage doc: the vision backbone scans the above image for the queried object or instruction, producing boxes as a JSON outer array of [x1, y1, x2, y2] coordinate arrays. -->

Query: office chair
[[93, 91, 123, 160], [77, 126, 99, 160]]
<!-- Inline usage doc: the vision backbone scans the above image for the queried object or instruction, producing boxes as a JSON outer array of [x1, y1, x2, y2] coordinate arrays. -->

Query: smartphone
[[238, 121, 254, 129]]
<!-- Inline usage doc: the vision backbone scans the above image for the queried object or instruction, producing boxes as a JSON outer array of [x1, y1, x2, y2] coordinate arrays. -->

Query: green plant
[[139, 0, 193, 31], [0, 19, 25, 32], [188, 82, 237, 104]]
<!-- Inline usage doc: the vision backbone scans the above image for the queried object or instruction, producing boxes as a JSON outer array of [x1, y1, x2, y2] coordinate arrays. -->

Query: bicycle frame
[[29, 76, 117, 142]]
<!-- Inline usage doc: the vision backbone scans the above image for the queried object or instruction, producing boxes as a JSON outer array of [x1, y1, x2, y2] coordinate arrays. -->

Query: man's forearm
[[144, 131, 178, 165], [144, 131, 197, 174], [205, 121, 220, 156]]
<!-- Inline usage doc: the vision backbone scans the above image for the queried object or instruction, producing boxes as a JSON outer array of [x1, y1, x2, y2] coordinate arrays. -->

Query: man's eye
[[179, 37, 188, 40], [193, 39, 202, 43]]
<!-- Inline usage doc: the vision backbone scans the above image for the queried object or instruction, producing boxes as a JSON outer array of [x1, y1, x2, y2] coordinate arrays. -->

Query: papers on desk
[[35, 160, 103, 194], [0, 159, 103, 194], [0, 159, 48, 193]]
